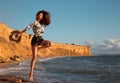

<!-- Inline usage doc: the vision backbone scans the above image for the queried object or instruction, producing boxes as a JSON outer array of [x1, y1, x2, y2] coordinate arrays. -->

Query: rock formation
[[0, 22, 91, 61]]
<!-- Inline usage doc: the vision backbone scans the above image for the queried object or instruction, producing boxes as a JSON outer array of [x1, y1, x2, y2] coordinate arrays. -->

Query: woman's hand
[[16, 32, 22, 38]]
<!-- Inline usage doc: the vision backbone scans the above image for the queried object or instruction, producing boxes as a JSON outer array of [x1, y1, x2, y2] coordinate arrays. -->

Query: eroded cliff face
[[0, 23, 91, 60]]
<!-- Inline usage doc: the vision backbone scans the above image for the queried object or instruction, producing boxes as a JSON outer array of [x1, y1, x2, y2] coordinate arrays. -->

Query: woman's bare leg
[[29, 40, 51, 81], [29, 46, 37, 81]]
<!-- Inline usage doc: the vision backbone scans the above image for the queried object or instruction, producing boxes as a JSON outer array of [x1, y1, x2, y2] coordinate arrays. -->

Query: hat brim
[[9, 30, 21, 43]]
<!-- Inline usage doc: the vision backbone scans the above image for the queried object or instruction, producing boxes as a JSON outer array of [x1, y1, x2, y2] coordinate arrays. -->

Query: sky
[[0, 0, 120, 55]]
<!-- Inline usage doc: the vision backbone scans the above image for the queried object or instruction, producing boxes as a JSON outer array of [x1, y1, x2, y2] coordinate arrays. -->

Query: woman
[[18, 10, 51, 81]]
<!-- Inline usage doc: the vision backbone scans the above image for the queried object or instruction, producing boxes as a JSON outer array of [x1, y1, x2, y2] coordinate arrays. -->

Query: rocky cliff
[[0, 22, 91, 61]]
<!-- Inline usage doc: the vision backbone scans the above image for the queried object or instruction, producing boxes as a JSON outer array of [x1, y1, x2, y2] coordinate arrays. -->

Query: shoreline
[[0, 56, 37, 83], [0, 61, 19, 68], [0, 55, 65, 83], [0, 55, 92, 68]]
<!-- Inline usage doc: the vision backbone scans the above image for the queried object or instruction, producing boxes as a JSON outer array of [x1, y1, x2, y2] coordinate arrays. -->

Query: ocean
[[0, 55, 120, 83]]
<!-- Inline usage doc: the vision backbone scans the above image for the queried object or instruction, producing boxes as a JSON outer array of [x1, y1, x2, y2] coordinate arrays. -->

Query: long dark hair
[[36, 10, 51, 26]]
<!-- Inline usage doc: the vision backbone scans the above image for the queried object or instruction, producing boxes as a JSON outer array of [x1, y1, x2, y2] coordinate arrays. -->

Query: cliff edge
[[0, 22, 91, 62]]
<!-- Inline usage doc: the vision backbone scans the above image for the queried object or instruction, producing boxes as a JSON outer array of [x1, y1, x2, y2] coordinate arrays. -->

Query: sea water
[[0, 55, 120, 83]]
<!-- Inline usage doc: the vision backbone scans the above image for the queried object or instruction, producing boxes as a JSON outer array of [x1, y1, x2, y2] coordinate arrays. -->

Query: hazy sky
[[0, 0, 120, 54]]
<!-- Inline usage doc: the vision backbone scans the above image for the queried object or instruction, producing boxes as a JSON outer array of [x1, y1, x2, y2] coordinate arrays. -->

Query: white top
[[25, 21, 45, 37]]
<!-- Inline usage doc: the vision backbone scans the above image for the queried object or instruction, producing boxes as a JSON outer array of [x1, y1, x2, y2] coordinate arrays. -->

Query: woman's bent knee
[[47, 41, 51, 47]]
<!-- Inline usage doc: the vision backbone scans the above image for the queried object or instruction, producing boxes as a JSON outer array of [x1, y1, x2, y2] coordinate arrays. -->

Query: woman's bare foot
[[29, 76, 33, 81]]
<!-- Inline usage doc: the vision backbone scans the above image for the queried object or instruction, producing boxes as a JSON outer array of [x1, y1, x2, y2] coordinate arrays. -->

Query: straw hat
[[9, 30, 22, 43]]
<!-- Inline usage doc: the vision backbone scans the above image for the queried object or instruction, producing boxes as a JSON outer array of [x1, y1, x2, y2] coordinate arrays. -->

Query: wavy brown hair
[[36, 10, 51, 26]]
